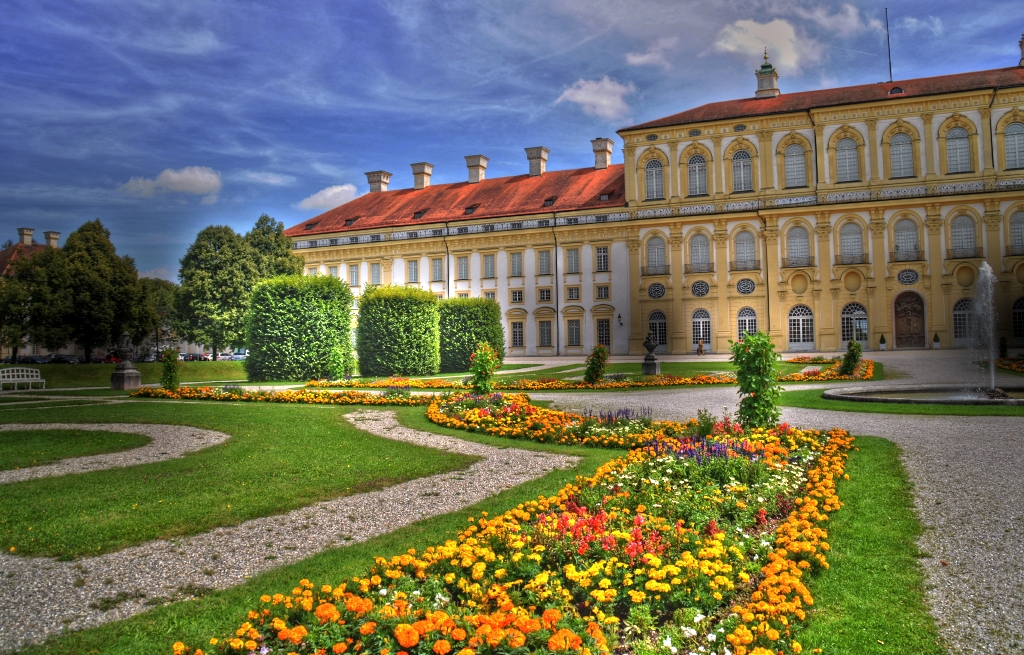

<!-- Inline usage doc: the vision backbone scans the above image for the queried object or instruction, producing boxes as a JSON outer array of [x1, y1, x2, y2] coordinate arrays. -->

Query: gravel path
[[0, 423, 230, 484], [0, 410, 579, 652]]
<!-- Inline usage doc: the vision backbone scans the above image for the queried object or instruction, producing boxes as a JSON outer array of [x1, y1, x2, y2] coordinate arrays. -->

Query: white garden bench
[[0, 367, 46, 390]]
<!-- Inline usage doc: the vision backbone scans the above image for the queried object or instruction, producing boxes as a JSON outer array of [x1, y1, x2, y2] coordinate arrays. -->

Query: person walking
[[697, 339, 705, 356]]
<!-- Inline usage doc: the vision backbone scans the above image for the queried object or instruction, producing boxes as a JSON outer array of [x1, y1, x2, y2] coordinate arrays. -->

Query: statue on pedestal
[[110, 331, 142, 390]]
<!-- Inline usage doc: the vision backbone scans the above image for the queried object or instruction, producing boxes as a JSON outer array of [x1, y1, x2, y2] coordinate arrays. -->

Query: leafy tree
[[729, 331, 781, 429], [583, 345, 609, 384], [245, 214, 303, 279], [175, 226, 259, 359], [0, 276, 28, 362], [137, 277, 178, 353]]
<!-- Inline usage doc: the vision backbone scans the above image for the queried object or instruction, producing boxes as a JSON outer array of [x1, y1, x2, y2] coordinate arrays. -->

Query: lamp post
[[110, 331, 142, 390]]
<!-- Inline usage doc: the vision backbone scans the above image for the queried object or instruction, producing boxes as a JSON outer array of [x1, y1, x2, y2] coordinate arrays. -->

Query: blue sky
[[0, 0, 1019, 279]]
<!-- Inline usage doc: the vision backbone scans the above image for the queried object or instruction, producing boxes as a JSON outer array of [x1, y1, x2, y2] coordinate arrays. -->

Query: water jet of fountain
[[972, 262, 998, 390]]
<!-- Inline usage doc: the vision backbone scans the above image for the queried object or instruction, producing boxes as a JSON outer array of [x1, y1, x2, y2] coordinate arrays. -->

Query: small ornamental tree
[[469, 342, 501, 394], [356, 285, 440, 376], [244, 275, 354, 381], [583, 344, 609, 384], [160, 347, 180, 391], [439, 298, 505, 372], [729, 331, 781, 429], [838, 339, 862, 375]]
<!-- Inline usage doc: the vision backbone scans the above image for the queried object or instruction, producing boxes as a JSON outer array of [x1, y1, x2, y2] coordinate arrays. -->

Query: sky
[[0, 0, 1020, 280]]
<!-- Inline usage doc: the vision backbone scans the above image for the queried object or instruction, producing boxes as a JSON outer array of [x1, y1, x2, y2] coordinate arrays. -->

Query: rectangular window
[[512, 323, 528, 347], [457, 292, 469, 299], [407, 260, 418, 283], [566, 248, 580, 273], [596, 246, 609, 272], [539, 289, 551, 302], [538, 251, 551, 275], [328, 266, 338, 278], [483, 254, 495, 278], [539, 321, 552, 347], [484, 291, 496, 301], [371, 263, 381, 285], [567, 319, 581, 347], [307, 267, 318, 276], [510, 252, 523, 277], [597, 318, 610, 347], [596, 285, 609, 299], [511, 290, 523, 303], [566, 287, 580, 301], [348, 264, 360, 286], [432, 258, 444, 282], [457, 256, 469, 280]]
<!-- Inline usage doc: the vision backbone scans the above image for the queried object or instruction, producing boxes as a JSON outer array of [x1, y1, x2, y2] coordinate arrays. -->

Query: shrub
[[1000, 336, 1008, 359], [244, 275, 354, 382], [838, 339, 862, 375], [469, 341, 501, 394], [583, 344, 609, 383], [356, 285, 440, 376], [729, 331, 781, 429], [160, 347, 180, 391], [438, 297, 505, 372]]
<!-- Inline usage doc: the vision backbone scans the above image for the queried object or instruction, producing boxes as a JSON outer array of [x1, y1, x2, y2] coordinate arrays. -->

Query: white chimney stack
[[411, 163, 434, 190], [591, 138, 614, 170], [43, 231, 60, 248], [525, 147, 549, 176], [465, 155, 488, 184], [17, 227, 33, 246], [365, 170, 392, 193]]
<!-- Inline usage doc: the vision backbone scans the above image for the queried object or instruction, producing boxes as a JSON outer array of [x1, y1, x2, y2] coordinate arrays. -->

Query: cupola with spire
[[755, 49, 781, 98]]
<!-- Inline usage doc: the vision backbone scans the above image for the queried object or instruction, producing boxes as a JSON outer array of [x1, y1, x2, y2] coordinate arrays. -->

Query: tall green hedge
[[244, 275, 354, 382], [439, 298, 505, 372], [356, 285, 440, 376]]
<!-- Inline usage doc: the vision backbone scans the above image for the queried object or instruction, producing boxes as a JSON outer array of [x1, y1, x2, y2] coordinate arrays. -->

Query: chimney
[[411, 162, 434, 190], [525, 147, 549, 176], [755, 48, 780, 99], [43, 231, 60, 248], [465, 155, 488, 184], [591, 138, 614, 169], [365, 170, 392, 193], [17, 227, 33, 246]]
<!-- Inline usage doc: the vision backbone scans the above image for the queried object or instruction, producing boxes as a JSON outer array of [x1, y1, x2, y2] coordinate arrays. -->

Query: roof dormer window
[[600, 193, 611, 201], [343, 218, 358, 227], [464, 204, 479, 215], [413, 210, 428, 219], [888, 86, 904, 95], [305, 221, 321, 230], [543, 196, 558, 207]]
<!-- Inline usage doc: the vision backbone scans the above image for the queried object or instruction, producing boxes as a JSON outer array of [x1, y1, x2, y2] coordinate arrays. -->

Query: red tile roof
[[0, 242, 48, 276], [623, 66, 1024, 131], [285, 165, 625, 237]]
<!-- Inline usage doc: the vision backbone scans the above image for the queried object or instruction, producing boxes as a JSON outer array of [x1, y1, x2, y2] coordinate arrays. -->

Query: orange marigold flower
[[451, 628, 467, 641], [316, 603, 341, 624], [541, 609, 562, 629], [506, 630, 526, 648], [547, 629, 583, 652], [395, 624, 420, 649], [433, 639, 452, 655], [456, 649, 475, 655], [333, 644, 349, 654], [172, 643, 186, 655], [359, 622, 378, 636]]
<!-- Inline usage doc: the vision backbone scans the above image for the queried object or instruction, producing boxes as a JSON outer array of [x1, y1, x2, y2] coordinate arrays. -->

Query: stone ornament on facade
[[647, 283, 666, 298], [691, 281, 710, 297]]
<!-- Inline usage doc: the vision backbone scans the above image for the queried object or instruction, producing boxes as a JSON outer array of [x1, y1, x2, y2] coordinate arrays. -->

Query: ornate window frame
[[781, 218, 815, 267], [995, 108, 1024, 172], [888, 211, 924, 260], [729, 223, 760, 265], [642, 231, 669, 272], [775, 132, 813, 189], [833, 214, 869, 261], [937, 113, 979, 175], [944, 206, 983, 257], [723, 137, 759, 195], [637, 147, 670, 201], [881, 119, 922, 180], [686, 228, 715, 270], [680, 142, 714, 197], [827, 125, 866, 184], [1003, 202, 1024, 253]]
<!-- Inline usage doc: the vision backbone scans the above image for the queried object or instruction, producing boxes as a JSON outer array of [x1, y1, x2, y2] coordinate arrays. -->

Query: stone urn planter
[[641, 332, 660, 375]]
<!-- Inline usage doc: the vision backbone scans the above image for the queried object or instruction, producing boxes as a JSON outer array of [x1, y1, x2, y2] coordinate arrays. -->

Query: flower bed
[[778, 358, 874, 382], [996, 357, 1024, 373], [131, 386, 435, 406], [306, 373, 739, 392], [177, 403, 852, 655]]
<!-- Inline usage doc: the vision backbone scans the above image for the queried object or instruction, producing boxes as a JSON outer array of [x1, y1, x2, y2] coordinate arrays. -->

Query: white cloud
[[119, 166, 222, 203], [137, 29, 222, 55], [625, 37, 678, 69], [243, 171, 296, 186], [555, 76, 636, 120], [140, 267, 173, 280], [298, 184, 359, 210], [715, 19, 819, 73], [900, 16, 943, 36], [792, 4, 883, 36]]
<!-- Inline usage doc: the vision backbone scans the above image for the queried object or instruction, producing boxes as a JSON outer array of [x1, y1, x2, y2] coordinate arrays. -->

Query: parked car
[[230, 350, 248, 361], [49, 355, 80, 364], [17, 355, 48, 364], [137, 353, 159, 363], [180, 353, 209, 362]]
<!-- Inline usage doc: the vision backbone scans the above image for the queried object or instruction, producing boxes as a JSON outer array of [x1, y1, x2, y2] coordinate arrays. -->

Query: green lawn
[[16, 407, 618, 655], [0, 429, 150, 472], [0, 402, 477, 557], [798, 436, 945, 654], [780, 388, 1024, 416], [0, 361, 248, 388]]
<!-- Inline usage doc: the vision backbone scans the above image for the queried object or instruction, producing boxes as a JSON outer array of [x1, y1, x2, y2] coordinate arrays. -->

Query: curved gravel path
[[0, 423, 231, 484], [0, 410, 579, 652]]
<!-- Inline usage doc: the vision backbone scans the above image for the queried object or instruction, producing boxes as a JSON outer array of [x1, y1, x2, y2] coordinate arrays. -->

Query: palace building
[[285, 36, 1024, 355]]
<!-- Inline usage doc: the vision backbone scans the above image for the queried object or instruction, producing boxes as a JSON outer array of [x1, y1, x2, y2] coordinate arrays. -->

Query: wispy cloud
[[139, 266, 173, 280], [242, 171, 296, 186], [625, 37, 678, 69], [900, 16, 943, 36], [119, 166, 222, 204], [715, 19, 819, 73], [791, 4, 883, 36], [298, 184, 359, 210], [556, 76, 636, 120]]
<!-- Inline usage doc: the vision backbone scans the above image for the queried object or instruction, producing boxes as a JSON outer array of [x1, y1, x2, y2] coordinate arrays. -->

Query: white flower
[[379, 588, 388, 596], [663, 636, 673, 648], [693, 614, 706, 623], [707, 634, 717, 642], [724, 649, 732, 655]]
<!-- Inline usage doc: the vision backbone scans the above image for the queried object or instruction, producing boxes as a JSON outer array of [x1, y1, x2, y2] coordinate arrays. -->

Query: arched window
[[645, 160, 664, 200], [788, 305, 814, 348], [688, 155, 708, 195], [784, 144, 806, 187], [1013, 297, 1024, 339], [732, 150, 753, 192], [890, 133, 914, 178], [648, 310, 667, 346], [950, 215, 977, 258], [1011, 211, 1024, 255], [893, 218, 919, 261], [1006, 123, 1024, 170], [946, 127, 971, 173], [646, 236, 666, 274], [689, 234, 711, 272], [737, 307, 757, 341], [692, 309, 711, 349], [839, 222, 864, 264], [953, 298, 974, 340], [787, 226, 810, 267], [735, 230, 756, 269], [841, 302, 868, 344], [836, 138, 859, 182]]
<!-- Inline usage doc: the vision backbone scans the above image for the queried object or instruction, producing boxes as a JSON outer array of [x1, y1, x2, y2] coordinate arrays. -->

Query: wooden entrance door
[[894, 292, 925, 348]]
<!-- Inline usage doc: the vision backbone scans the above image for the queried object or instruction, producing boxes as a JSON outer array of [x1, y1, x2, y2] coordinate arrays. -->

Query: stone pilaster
[[926, 204, 947, 344], [713, 221, 730, 352]]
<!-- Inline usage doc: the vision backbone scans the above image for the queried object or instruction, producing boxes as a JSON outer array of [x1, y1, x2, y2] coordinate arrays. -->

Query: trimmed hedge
[[244, 275, 355, 382], [438, 297, 505, 372], [356, 285, 440, 376]]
